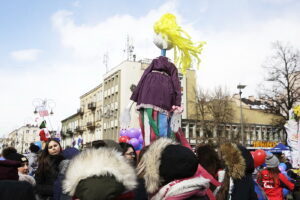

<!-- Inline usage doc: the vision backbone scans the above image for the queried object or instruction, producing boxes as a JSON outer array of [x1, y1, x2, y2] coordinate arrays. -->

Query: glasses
[[125, 152, 136, 157]]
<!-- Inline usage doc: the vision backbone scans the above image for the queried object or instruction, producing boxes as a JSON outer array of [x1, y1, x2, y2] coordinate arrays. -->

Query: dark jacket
[[131, 56, 181, 113], [231, 145, 257, 200], [35, 154, 64, 199], [0, 180, 35, 200]]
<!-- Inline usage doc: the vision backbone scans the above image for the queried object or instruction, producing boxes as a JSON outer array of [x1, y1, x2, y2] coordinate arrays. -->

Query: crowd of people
[[1, 134, 300, 200]]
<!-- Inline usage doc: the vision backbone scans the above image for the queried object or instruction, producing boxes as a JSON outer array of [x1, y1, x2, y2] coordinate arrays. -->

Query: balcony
[[86, 122, 95, 130], [88, 102, 96, 110], [75, 126, 84, 133], [77, 108, 84, 115], [66, 129, 74, 136]]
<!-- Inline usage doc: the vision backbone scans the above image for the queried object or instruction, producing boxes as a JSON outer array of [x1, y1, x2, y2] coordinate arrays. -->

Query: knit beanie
[[159, 144, 198, 185], [265, 154, 279, 168], [137, 138, 199, 193], [5, 152, 28, 163]]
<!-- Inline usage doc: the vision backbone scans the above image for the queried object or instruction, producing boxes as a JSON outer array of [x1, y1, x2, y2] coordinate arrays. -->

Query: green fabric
[[39, 120, 46, 129], [146, 108, 159, 137], [75, 175, 125, 200]]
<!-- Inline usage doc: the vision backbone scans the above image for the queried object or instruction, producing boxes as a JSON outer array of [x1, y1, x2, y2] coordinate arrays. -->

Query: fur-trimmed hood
[[219, 143, 245, 179], [63, 148, 137, 196], [137, 138, 176, 193]]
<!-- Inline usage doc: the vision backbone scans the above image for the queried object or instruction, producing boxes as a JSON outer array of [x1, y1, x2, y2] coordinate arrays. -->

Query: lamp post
[[237, 84, 246, 146], [33, 98, 56, 131]]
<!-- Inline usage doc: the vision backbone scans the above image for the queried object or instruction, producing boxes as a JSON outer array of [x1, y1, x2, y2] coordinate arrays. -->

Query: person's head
[[196, 144, 223, 178], [4, 152, 29, 174], [119, 143, 137, 166], [2, 147, 17, 158], [29, 143, 40, 153], [45, 138, 62, 156]]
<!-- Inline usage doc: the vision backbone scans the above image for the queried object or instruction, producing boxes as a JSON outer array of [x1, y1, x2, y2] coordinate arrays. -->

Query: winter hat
[[0, 160, 20, 180], [137, 138, 200, 193], [63, 148, 137, 199], [5, 152, 28, 163], [160, 144, 198, 185], [29, 143, 40, 153], [265, 154, 279, 168], [62, 147, 80, 160]]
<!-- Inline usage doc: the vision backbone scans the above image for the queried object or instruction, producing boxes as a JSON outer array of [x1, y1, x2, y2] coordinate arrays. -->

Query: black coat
[[35, 154, 64, 199], [0, 180, 35, 200]]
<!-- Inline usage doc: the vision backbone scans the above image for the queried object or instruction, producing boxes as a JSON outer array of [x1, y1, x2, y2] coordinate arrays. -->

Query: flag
[[39, 109, 49, 117], [39, 120, 47, 129]]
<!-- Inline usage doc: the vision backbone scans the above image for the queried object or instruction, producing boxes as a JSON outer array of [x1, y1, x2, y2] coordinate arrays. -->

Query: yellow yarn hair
[[154, 13, 206, 74], [293, 105, 300, 117]]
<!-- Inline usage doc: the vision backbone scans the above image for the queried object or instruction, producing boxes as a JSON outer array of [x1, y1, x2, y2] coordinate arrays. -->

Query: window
[[26, 130, 29, 134]]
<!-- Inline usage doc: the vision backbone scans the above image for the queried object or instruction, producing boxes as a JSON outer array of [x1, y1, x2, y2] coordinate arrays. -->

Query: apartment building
[[5, 125, 40, 153]]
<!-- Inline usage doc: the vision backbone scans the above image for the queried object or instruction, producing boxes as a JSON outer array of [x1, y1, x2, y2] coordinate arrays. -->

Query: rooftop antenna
[[103, 52, 109, 73], [124, 35, 135, 61]]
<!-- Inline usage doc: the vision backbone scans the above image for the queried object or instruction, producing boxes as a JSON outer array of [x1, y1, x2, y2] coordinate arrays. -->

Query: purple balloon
[[138, 135, 143, 144], [120, 129, 129, 137], [129, 138, 139, 149], [128, 128, 140, 139]]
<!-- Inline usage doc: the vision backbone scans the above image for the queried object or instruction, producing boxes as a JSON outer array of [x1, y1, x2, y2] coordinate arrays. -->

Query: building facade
[[182, 95, 285, 147], [4, 125, 40, 153]]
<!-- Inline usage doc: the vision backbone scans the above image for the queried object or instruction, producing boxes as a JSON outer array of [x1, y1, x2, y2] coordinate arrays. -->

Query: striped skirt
[[139, 108, 175, 145]]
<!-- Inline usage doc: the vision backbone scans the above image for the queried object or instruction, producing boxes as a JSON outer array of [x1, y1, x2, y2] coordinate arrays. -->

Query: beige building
[[5, 125, 40, 153], [62, 58, 197, 146], [182, 95, 285, 147]]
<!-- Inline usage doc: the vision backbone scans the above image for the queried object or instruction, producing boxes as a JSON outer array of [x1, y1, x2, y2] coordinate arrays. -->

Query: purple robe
[[131, 56, 182, 113]]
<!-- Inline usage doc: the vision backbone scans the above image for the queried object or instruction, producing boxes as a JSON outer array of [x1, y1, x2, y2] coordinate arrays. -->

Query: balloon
[[138, 134, 143, 144], [250, 151, 255, 158], [278, 163, 287, 172], [129, 138, 139, 149], [137, 143, 143, 150], [120, 129, 129, 137], [253, 149, 266, 168], [119, 136, 130, 143], [283, 188, 289, 197], [128, 128, 140, 139], [34, 141, 42, 150]]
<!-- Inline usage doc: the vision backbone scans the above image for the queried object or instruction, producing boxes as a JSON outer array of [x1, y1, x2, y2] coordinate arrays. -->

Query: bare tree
[[259, 41, 300, 121], [192, 86, 234, 144]]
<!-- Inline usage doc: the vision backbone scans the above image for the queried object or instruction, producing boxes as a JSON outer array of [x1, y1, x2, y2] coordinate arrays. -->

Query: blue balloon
[[34, 141, 42, 150], [283, 188, 289, 197]]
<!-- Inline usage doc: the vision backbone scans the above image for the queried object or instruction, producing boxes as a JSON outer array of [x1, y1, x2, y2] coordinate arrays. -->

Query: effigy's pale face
[[153, 33, 173, 50]]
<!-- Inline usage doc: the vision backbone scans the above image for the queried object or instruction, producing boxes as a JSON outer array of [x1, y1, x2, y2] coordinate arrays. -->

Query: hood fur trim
[[220, 143, 245, 179], [137, 138, 177, 194], [63, 148, 137, 196]]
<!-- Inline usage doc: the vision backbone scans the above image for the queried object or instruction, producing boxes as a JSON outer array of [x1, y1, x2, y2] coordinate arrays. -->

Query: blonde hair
[[154, 13, 206, 74]]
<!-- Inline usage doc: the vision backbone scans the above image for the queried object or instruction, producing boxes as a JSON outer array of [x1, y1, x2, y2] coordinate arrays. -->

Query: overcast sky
[[1, 0, 300, 137]]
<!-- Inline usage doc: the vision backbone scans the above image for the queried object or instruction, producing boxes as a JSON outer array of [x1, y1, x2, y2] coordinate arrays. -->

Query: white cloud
[[10, 49, 42, 62]]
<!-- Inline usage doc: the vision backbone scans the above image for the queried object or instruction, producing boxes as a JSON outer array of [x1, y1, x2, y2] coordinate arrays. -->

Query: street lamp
[[32, 98, 56, 131], [237, 84, 246, 146]]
